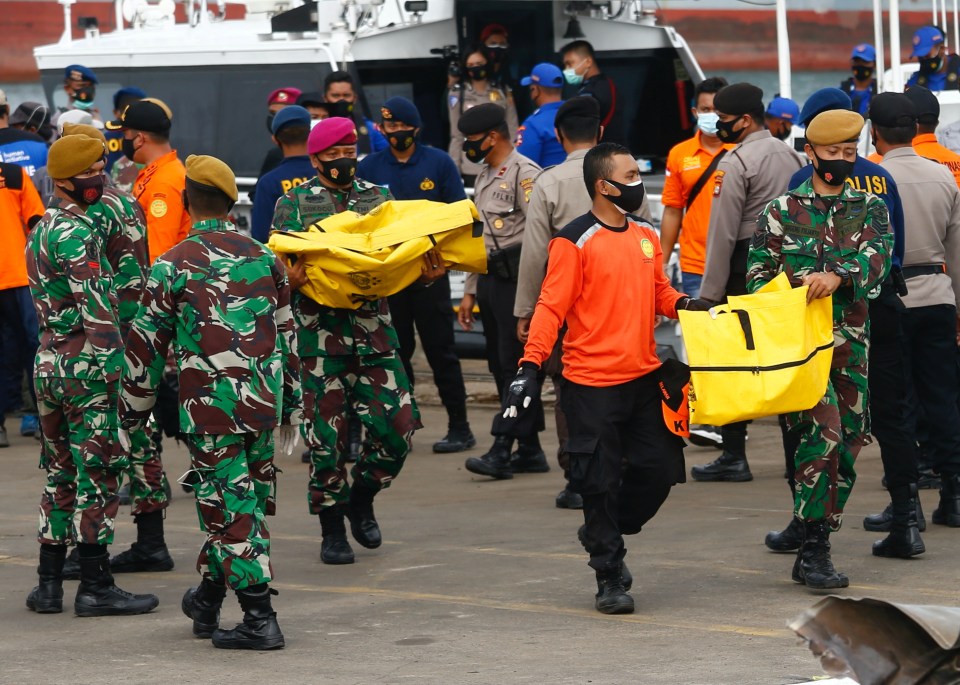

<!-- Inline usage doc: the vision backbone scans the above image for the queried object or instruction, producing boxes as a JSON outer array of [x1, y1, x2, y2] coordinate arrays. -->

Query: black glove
[[502, 362, 541, 419], [678, 296, 714, 312]]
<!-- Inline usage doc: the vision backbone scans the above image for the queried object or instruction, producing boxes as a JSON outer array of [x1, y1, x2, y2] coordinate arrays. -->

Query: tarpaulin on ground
[[677, 272, 834, 426], [268, 199, 486, 309]]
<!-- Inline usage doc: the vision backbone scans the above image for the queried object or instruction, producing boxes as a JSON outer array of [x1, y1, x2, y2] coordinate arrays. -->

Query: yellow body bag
[[677, 272, 834, 426], [267, 199, 487, 309]]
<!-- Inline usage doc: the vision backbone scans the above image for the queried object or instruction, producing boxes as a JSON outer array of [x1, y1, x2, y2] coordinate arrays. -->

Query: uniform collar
[[145, 149, 180, 171], [740, 129, 772, 145], [190, 218, 235, 234], [534, 100, 563, 115], [789, 177, 861, 203], [387, 144, 423, 166], [693, 130, 728, 154], [913, 133, 939, 145], [564, 148, 589, 162], [883, 146, 918, 161]]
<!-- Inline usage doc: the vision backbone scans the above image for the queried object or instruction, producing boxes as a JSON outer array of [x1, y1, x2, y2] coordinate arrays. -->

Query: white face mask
[[697, 112, 720, 136]]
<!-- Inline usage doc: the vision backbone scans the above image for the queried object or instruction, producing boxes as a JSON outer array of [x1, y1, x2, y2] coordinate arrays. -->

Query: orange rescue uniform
[[0, 163, 45, 290], [134, 150, 190, 263], [521, 213, 685, 387], [660, 132, 733, 275], [913, 132, 960, 189]]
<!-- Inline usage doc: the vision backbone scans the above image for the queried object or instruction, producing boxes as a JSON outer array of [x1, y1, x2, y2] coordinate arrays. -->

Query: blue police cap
[[380, 96, 422, 129], [271, 105, 312, 135], [64, 64, 98, 84], [799, 88, 852, 127], [766, 96, 800, 121], [113, 86, 146, 112], [911, 26, 945, 58], [851, 43, 876, 62], [521, 63, 564, 88]]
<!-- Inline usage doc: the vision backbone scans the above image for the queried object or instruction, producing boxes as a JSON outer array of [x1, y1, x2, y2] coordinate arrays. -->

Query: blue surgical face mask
[[697, 111, 719, 136], [563, 59, 587, 86]]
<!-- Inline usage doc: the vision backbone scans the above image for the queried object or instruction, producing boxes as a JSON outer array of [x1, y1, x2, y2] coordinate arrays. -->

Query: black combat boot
[[318, 505, 355, 564], [690, 451, 752, 482], [594, 566, 634, 614], [555, 483, 583, 510], [74, 547, 159, 617], [26, 544, 67, 613], [347, 482, 382, 549], [864, 493, 926, 532], [791, 520, 849, 590], [873, 484, 926, 558], [62, 546, 81, 580], [511, 436, 550, 473], [212, 585, 285, 650], [576, 525, 631, 591], [764, 516, 804, 553], [181, 577, 228, 637], [110, 510, 175, 573], [932, 474, 960, 527], [464, 436, 514, 480], [432, 422, 477, 453]]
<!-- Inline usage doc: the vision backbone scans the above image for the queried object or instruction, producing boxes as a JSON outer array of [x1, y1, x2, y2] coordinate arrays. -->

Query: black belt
[[901, 263, 946, 279]]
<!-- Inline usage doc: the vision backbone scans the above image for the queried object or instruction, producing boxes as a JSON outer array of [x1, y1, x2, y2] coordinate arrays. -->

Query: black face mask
[[62, 174, 104, 206], [603, 178, 646, 215], [462, 134, 492, 163], [812, 152, 854, 187], [466, 65, 488, 82], [72, 85, 96, 107], [852, 65, 873, 82], [485, 46, 508, 66], [715, 116, 744, 143], [326, 100, 354, 118], [122, 136, 139, 162], [319, 157, 356, 186], [387, 128, 417, 152], [771, 124, 791, 142], [920, 55, 943, 75], [266, 112, 275, 133]]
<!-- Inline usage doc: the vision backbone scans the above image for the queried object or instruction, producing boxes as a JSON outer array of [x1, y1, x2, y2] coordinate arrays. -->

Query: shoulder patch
[[713, 170, 725, 196], [150, 198, 168, 217], [556, 213, 600, 245]]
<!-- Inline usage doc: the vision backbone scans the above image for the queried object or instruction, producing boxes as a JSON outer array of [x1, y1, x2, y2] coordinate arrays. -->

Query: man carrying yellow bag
[[747, 109, 893, 590]]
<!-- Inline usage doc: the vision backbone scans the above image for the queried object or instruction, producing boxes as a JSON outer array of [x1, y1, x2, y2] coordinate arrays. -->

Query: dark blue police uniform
[[357, 144, 466, 203], [515, 100, 565, 168], [251, 154, 316, 242]]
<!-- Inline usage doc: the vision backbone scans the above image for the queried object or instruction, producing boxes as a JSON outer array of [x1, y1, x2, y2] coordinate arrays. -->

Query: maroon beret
[[307, 116, 358, 154]]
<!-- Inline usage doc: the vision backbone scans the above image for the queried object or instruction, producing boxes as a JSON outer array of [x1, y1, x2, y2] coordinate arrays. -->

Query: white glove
[[118, 428, 131, 453], [278, 424, 300, 456]]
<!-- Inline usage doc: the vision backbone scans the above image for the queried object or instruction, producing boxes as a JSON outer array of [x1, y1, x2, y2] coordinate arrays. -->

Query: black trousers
[[477, 274, 544, 438], [562, 373, 685, 572], [902, 303, 960, 476], [387, 275, 468, 424]]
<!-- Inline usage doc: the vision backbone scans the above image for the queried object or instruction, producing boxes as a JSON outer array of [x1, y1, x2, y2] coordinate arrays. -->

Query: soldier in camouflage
[[25, 134, 159, 617], [271, 117, 421, 566], [747, 110, 893, 590], [57, 123, 174, 580], [118, 154, 301, 649]]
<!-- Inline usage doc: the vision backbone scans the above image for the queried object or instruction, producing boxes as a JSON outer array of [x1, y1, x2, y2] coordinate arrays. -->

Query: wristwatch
[[825, 263, 852, 286]]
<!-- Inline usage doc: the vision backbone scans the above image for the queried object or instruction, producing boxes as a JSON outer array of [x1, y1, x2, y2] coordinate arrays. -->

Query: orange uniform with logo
[[660, 132, 733, 275], [0, 163, 45, 290], [913, 133, 960, 190], [134, 150, 190, 263]]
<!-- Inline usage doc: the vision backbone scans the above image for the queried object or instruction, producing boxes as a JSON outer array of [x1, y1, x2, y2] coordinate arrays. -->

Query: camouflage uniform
[[748, 178, 893, 529], [86, 185, 170, 516], [27, 202, 126, 546], [271, 176, 421, 513], [118, 219, 302, 590]]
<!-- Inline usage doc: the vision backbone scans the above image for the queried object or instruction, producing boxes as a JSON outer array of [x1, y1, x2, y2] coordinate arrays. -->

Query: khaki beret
[[805, 110, 864, 146], [47, 135, 106, 180], [61, 122, 107, 146], [185, 154, 238, 202]]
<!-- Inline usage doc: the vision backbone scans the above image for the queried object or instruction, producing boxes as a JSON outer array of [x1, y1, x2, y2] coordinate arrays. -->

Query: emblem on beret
[[69, 70, 83, 81], [381, 107, 392, 120], [278, 92, 289, 102], [150, 199, 168, 217]]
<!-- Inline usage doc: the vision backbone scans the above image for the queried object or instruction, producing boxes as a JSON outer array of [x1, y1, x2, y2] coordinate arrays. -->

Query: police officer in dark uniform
[[251, 105, 315, 243], [840, 44, 877, 117], [104, 87, 146, 173], [357, 97, 476, 453], [323, 71, 388, 156], [907, 26, 960, 90]]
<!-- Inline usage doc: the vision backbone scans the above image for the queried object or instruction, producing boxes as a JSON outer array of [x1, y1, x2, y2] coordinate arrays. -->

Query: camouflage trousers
[[123, 419, 170, 515], [182, 431, 277, 591], [786, 341, 869, 531], [302, 352, 421, 514], [35, 377, 128, 545]]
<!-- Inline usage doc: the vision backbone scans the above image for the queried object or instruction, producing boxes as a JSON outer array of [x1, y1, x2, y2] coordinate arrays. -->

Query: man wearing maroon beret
[[271, 117, 423, 566], [258, 87, 304, 181]]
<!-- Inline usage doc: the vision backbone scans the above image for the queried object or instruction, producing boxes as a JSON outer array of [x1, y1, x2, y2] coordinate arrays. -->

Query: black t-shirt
[[579, 73, 625, 146]]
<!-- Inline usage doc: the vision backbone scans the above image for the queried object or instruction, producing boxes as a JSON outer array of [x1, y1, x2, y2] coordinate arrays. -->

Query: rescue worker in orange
[[905, 86, 960, 189], [115, 98, 190, 263]]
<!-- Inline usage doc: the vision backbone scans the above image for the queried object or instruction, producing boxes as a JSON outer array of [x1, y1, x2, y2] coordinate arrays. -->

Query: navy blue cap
[[380, 96, 422, 129], [113, 87, 146, 112], [271, 105, 311, 134], [851, 43, 876, 62], [521, 63, 564, 88], [911, 26, 945, 58], [64, 64, 98, 84], [799, 88, 852, 126], [766, 96, 800, 121]]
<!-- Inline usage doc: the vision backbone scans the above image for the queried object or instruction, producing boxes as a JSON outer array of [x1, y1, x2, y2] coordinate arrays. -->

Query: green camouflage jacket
[[271, 175, 398, 358], [118, 218, 302, 434], [747, 178, 893, 345], [26, 202, 123, 382]]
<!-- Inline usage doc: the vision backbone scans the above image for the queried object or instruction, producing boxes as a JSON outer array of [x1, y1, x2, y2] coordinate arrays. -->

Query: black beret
[[905, 85, 940, 125], [296, 91, 326, 108], [714, 83, 764, 116], [119, 98, 172, 134], [457, 103, 506, 135], [555, 95, 600, 124], [869, 92, 918, 127]]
